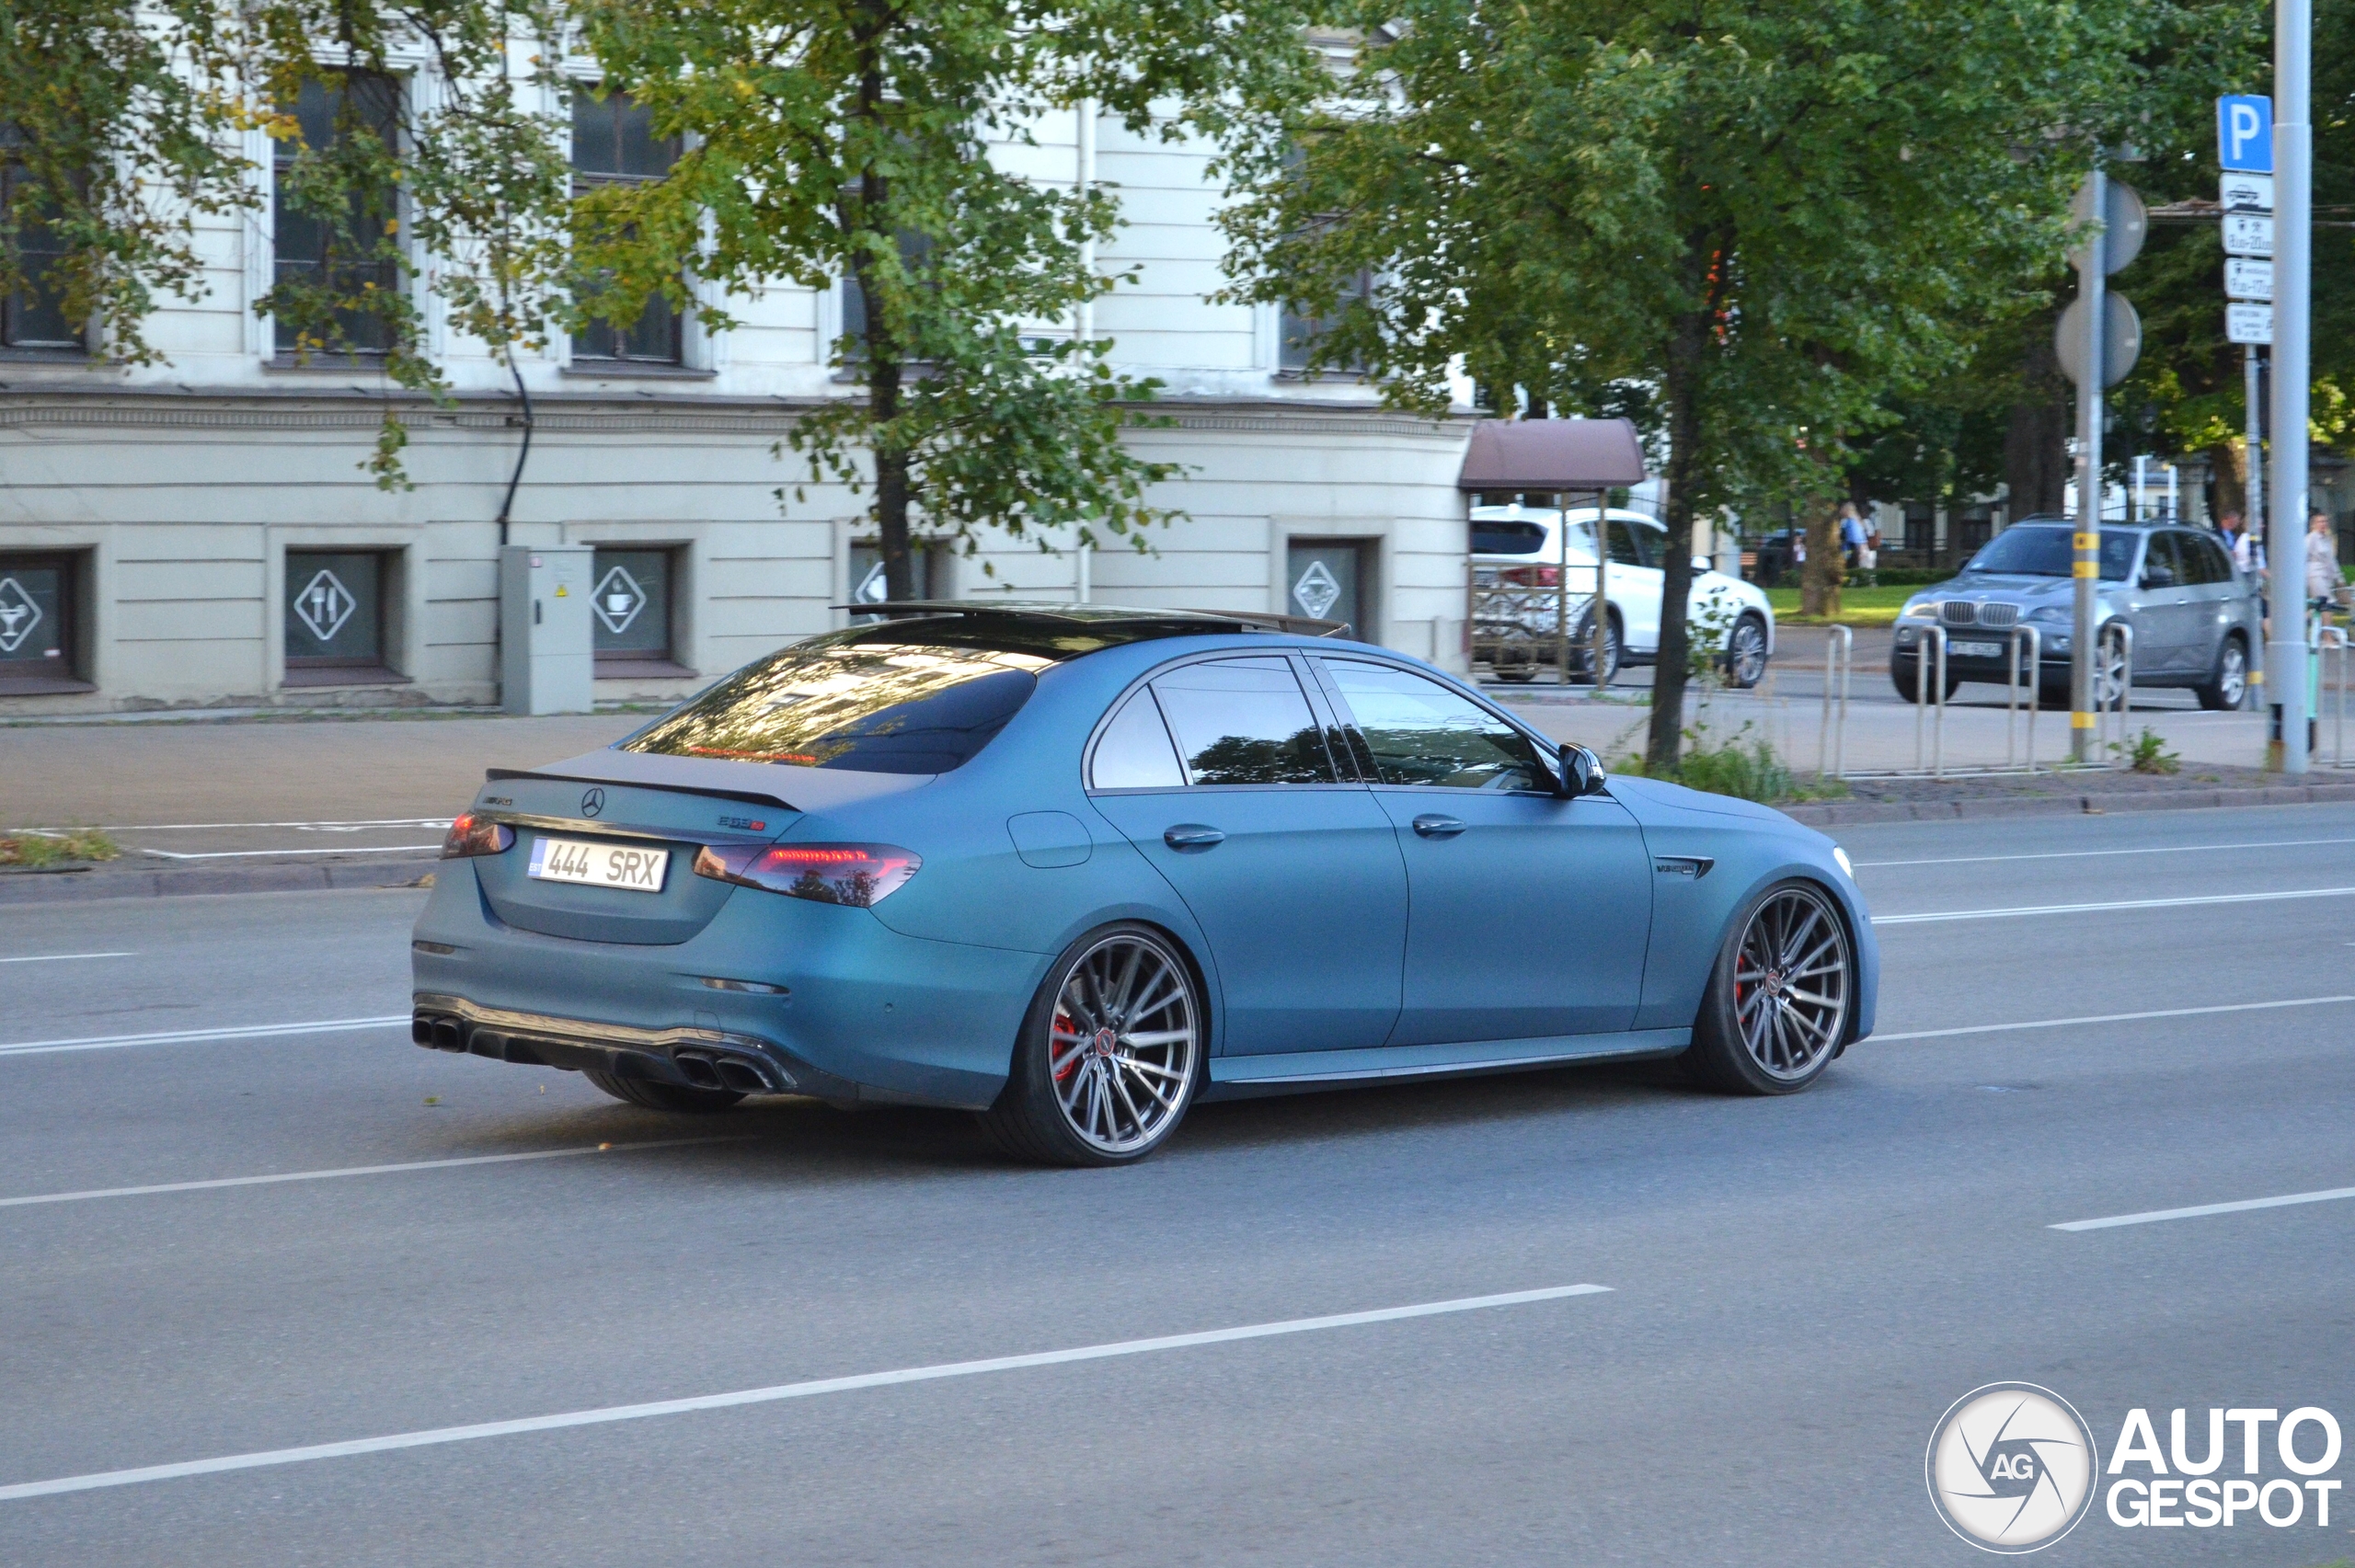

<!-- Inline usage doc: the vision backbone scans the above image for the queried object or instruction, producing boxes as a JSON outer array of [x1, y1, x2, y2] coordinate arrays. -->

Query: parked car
[[1469, 505, 1776, 686], [413, 603, 1876, 1165], [1889, 518, 2257, 709]]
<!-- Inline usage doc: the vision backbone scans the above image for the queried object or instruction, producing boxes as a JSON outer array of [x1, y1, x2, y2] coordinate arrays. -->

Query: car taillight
[[693, 842, 921, 907], [440, 813, 515, 859], [1502, 565, 1560, 587]]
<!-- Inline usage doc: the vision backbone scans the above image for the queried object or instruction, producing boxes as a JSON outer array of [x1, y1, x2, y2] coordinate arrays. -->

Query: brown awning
[[1456, 418, 1647, 490]]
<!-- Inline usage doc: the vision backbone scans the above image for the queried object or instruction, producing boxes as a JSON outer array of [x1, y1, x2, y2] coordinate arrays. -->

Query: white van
[[1470, 504, 1775, 686]]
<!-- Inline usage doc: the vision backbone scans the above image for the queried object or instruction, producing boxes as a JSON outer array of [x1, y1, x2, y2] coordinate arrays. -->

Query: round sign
[[2067, 177, 2147, 275], [2054, 292, 2142, 389]]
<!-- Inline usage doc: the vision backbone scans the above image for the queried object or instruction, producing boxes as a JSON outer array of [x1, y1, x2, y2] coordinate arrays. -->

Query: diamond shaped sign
[[1292, 558, 1342, 620], [593, 565, 649, 635], [0, 577, 42, 654], [293, 570, 356, 644]]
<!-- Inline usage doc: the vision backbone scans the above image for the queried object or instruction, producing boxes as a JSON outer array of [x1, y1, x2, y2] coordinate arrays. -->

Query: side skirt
[[1199, 1027, 1691, 1102]]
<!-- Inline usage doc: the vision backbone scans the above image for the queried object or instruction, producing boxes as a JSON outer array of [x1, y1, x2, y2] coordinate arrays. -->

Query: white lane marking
[[0, 1139, 741, 1210], [1854, 836, 2355, 869], [1873, 887, 2355, 925], [88, 819, 454, 832], [138, 845, 440, 861], [0, 953, 134, 965], [0, 1016, 408, 1059], [0, 1284, 1612, 1503], [2053, 1185, 2355, 1231], [1875, 994, 2355, 1042]]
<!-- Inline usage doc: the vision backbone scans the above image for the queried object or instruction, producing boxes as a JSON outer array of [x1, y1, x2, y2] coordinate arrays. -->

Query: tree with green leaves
[[1221, 0, 2227, 769], [575, 0, 1323, 598]]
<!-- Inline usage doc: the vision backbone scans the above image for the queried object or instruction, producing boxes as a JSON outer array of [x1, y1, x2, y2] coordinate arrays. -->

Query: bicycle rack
[[2005, 624, 2040, 773], [2097, 621, 2134, 765], [1817, 624, 1853, 779], [1912, 624, 1947, 778]]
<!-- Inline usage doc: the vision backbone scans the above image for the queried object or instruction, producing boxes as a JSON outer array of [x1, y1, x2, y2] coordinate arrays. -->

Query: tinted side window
[[2182, 533, 2230, 585], [1148, 658, 1338, 785], [1607, 521, 1660, 568], [1323, 659, 1548, 791], [2141, 533, 2182, 588], [1472, 520, 1549, 555], [1090, 688, 1186, 789]]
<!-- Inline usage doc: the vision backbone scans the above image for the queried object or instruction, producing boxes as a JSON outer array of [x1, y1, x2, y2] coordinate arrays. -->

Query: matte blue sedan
[[411, 603, 1877, 1165]]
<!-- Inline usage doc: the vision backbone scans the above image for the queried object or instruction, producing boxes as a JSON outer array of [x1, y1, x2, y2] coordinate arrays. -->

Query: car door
[[2174, 531, 2238, 676], [1086, 656, 1408, 1057], [1311, 656, 1654, 1046], [1605, 519, 1665, 654], [2133, 532, 2199, 674]]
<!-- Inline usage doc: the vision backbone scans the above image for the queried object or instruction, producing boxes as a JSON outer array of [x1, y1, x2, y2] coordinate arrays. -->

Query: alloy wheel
[[1730, 886, 1851, 1082], [1727, 619, 1767, 686], [1049, 933, 1199, 1156], [2217, 642, 2247, 706]]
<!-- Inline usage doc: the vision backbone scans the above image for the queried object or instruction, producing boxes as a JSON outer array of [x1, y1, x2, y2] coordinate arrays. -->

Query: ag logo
[[1926, 1383, 2099, 1552], [580, 788, 605, 818]]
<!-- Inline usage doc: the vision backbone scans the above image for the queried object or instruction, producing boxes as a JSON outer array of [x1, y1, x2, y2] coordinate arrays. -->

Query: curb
[[0, 855, 441, 907], [1781, 780, 2355, 828]]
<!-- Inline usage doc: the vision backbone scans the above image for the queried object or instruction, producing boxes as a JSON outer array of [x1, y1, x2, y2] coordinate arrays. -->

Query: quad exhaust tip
[[672, 1047, 778, 1094]]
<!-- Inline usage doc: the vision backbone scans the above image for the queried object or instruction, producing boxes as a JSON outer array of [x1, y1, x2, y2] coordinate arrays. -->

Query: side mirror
[[2142, 564, 2177, 589], [1556, 744, 1607, 797], [1692, 555, 1712, 574]]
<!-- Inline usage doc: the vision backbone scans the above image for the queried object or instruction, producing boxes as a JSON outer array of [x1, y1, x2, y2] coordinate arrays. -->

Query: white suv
[[1470, 504, 1775, 686]]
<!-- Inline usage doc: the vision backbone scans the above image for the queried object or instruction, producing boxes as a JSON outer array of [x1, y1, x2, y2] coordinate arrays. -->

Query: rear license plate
[[1948, 639, 2004, 658], [528, 837, 670, 893]]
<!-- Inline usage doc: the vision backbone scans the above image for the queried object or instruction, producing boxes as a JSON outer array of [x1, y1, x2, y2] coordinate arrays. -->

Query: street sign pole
[[2269, 0, 2313, 772], [2070, 170, 2107, 763]]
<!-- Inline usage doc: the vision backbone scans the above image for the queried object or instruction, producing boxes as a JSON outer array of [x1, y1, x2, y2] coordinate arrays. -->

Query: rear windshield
[[1965, 526, 2138, 581], [621, 633, 1051, 774], [1471, 520, 1550, 555]]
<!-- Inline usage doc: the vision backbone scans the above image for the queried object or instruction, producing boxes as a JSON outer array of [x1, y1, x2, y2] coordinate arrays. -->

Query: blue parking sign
[[2218, 95, 2273, 172]]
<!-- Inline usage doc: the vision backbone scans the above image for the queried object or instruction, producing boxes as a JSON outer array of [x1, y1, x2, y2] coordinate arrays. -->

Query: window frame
[[568, 84, 685, 369], [0, 133, 86, 356], [589, 544, 683, 671], [268, 72, 407, 363], [0, 550, 89, 692], [282, 546, 406, 685], [1083, 648, 1360, 795], [1307, 653, 1559, 795]]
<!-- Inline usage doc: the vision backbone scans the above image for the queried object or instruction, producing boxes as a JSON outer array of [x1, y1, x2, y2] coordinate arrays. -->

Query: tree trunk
[[2002, 322, 2070, 521], [849, 40, 915, 602], [2206, 440, 2248, 521], [1645, 306, 1709, 773], [1799, 497, 1844, 618]]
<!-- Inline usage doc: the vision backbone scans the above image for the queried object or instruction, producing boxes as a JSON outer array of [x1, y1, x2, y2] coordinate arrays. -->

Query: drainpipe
[[495, 342, 534, 545], [1076, 99, 1096, 603]]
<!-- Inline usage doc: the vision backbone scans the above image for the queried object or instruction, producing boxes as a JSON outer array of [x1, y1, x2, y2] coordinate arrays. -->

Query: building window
[[592, 546, 684, 672], [571, 89, 683, 364], [272, 75, 404, 357], [1285, 539, 1373, 635], [0, 553, 85, 692], [285, 549, 401, 685], [0, 128, 81, 353], [849, 538, 953, 611], [1279, 270, 1373, 373], [839, 228, 937, 362]]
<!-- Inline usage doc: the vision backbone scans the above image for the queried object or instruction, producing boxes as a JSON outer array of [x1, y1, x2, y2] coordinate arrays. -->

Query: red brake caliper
[[1052, 1009, 1078, 1082]]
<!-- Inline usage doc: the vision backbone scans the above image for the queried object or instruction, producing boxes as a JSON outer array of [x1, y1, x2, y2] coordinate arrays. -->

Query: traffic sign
[[2221, 171, 2274, 212], [2066, 177, 2146, 274], [2218, 95, 2274, 172], [2223, 212, 2275, 258], [2056, 292, 2142, 387], [2226, 257, 2275, 301], [2227, 303, 2273, 345]]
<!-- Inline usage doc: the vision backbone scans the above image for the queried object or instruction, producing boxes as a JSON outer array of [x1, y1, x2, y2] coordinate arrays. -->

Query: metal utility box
[[500, 544, 594, 715]]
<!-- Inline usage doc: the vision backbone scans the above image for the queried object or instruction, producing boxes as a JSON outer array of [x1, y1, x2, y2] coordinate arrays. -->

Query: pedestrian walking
[[1856, 521, 1879, 584], [2307, 510, 2342, 603], [2233, 518, 2266, 577], [1838, 502, 1867, 571]]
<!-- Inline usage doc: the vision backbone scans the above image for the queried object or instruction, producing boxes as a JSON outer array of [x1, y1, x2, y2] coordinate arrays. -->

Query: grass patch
[[1612, 721, 1849, 805], [1763, 583, 1920, 626], [2115, 726, 2182, 774], [0, 828, 122, 867]]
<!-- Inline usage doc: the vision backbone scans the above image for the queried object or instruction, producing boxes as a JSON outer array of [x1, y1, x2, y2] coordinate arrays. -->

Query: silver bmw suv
[[1890, 519, 2259, 710]]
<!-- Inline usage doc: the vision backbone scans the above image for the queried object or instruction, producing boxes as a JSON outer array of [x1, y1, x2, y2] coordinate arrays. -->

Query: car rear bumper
[[410, 861, 1050, 1110]]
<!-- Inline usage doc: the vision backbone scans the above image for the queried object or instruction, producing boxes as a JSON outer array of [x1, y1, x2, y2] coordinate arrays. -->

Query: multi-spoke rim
[[1730, 887, 1851, 1082], [2216, 640, 2247, 704], [1727, 619, 1767, 685], [1048, 933, 1198, 1155]]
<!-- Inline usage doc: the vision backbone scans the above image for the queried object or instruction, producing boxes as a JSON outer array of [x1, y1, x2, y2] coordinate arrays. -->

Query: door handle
[[1163, 824, 1225, 851], [1411, 814, 1466, 838]]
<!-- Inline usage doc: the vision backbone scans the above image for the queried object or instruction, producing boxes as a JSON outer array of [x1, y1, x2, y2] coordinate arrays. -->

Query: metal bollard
[[2097, 621, 2135, 766], [2005, 624, 2041, 773], [1817, 624, 1853, 780], [2323, 625, 2349, 767], [1913, 624, 1947, 777]]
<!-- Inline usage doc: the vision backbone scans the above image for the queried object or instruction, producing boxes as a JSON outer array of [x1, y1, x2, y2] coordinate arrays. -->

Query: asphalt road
[[5, 803, 2355, 1565]]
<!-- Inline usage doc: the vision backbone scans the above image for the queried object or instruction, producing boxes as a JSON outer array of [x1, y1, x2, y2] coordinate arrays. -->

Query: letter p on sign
[[2220, 95, 2273, 173]]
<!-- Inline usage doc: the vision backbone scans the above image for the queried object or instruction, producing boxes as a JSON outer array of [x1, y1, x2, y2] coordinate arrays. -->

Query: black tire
[[2196, 634, 2250, 711], [1723, 614, 1770, 689], [1889, 658, 1960, 704], [1686, 879, 1854, 1095], [1493, 668, 1539, 683], [980, 921, 1204, 1167], [582, 1066, 746, 1114], [1572, 610, 1624, 685]]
